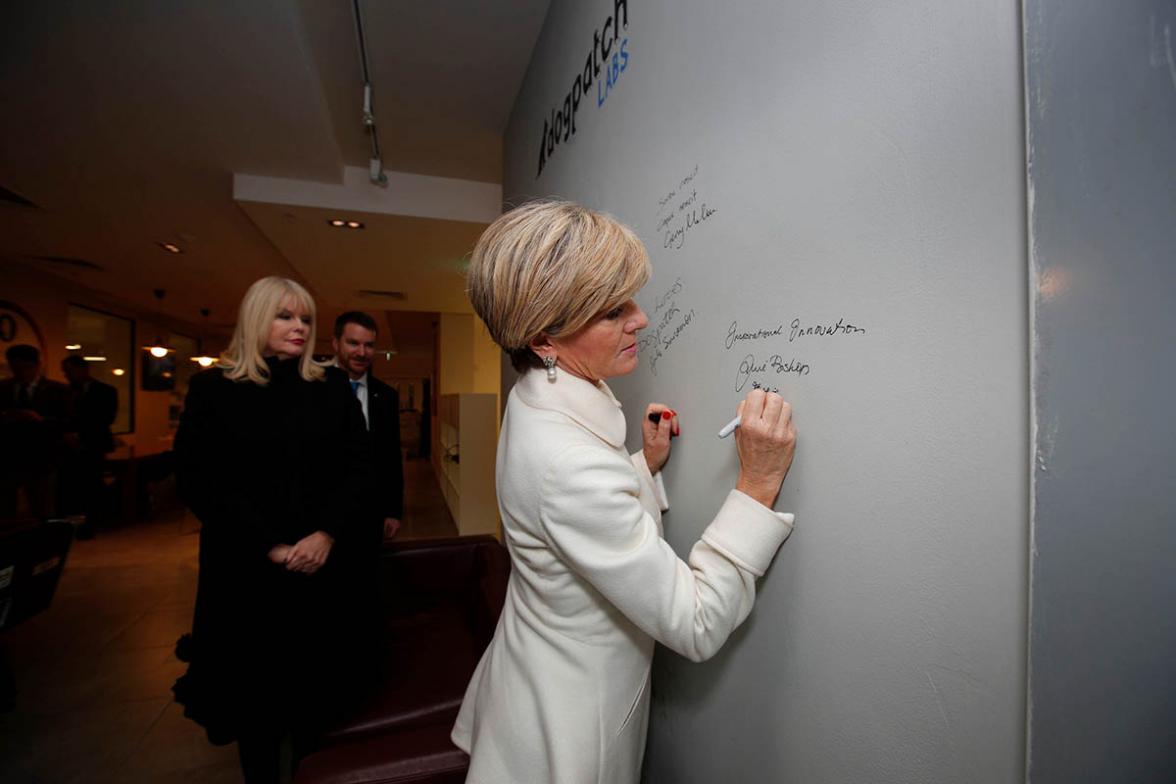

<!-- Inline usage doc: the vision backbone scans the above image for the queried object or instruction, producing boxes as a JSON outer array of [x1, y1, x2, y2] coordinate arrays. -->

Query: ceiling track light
[[327, 218, 365, 229], [156, 242, 183, 254], [369, 155, 387, 186], [353, 0, 388, 187], [363, 84, 375, 128]]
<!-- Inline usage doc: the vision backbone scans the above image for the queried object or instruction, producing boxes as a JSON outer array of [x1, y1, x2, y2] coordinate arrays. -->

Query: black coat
[[172, 357, 376, 742], [69, 379, 117, 455], [366, 376, 404, 521]]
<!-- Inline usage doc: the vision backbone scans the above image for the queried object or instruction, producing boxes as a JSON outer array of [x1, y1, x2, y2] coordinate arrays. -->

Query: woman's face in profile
[[266, 299, 311, 359], [550, 299, 649, 383]]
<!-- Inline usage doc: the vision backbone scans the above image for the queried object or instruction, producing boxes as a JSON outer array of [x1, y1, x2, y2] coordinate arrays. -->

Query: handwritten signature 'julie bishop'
[[736, 354, 811, 392]]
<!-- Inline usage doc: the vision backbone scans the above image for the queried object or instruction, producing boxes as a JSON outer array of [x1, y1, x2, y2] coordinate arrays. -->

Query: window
[[65, 305, 134, 434]]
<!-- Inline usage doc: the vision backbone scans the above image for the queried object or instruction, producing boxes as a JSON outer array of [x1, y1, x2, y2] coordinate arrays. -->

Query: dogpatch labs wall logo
[[535, 0, 631, 178]]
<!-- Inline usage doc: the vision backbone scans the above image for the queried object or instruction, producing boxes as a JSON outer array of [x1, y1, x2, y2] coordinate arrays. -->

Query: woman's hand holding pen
[[733, 389, 796, 509], [642, 404, 679, 474]]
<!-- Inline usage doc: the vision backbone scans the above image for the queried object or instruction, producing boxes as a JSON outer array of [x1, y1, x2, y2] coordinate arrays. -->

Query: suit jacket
[[365, 375, 404, 521], [71, 379, 117, 455], [0, 377, 73, 471], [451, 370, 795, 784]]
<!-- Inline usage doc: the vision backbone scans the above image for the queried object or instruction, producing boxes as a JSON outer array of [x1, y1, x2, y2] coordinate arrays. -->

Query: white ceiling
[[0, 0, 549, 331]]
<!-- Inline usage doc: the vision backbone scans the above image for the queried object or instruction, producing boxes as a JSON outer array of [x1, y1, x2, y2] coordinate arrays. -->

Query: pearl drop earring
[[543, 355, 557, 382]]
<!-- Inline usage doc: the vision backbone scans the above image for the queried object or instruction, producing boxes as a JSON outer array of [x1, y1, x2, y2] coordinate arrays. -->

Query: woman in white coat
[[453, 201, 797, 784]]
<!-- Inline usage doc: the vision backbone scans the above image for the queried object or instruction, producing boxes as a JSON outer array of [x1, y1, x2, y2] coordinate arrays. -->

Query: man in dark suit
[[332, 311, 404, 540], [0, 344, 72, 519], [60, 354, 118, 537]]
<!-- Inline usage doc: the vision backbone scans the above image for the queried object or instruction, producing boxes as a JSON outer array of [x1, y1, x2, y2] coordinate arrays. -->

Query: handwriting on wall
[[725, 316, 867, 390], [638, 277, 695, 376], [654, 164, 718, 251]]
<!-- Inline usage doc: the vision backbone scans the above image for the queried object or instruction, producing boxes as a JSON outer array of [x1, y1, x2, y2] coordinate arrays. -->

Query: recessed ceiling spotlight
[[346, 220, 362, 228], [327, 218, 364, 229], [65, 343, 81, 350], [157, 242, 183, 254]]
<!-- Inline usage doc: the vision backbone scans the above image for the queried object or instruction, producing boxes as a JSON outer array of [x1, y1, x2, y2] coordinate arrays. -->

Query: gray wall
[[1025, 2, 1176, 781], [503, 1, 1027, 781]]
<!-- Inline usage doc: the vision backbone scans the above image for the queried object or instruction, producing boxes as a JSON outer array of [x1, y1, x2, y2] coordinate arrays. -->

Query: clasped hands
[[267, 531, 334, 574]]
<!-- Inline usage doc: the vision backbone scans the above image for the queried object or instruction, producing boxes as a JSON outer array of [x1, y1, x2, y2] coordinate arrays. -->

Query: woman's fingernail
[[661, 410, 672, 420]]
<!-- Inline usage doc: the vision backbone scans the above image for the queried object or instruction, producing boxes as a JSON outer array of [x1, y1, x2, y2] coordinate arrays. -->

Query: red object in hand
[[647, 410, 679, 436]]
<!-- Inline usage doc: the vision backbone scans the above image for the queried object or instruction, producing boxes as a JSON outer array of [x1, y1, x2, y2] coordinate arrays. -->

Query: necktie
[[350, 380, 360, 396], [17, 383, 32, 408]]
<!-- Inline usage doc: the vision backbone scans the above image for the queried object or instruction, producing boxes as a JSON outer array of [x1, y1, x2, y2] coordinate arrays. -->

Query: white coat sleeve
[[631, 451, 670, 511], [539, 444, 794, 662]]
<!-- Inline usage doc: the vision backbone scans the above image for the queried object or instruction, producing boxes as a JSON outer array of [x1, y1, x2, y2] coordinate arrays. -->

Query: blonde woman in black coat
[[173, 276, 374, 783]]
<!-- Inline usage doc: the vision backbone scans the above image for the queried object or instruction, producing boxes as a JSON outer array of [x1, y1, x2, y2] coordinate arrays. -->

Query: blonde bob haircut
[[467, 200, 651, 372], [219, 276, 325, 385]]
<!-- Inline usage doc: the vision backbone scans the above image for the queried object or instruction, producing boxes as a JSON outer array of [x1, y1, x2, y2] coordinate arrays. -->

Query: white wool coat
[[452, 369, 794, 784]]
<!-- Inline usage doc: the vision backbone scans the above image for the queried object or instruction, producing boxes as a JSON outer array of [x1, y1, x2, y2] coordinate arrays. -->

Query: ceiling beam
[[233, 166, 502, 224]]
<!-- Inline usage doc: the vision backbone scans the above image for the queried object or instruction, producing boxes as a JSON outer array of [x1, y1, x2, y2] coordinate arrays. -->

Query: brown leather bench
[[294, 534, 509, 784], [294, 724, 469, 784]]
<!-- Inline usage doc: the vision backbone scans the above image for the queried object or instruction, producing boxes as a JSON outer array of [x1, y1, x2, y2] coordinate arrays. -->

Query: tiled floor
[[0, 457, 457, 783]]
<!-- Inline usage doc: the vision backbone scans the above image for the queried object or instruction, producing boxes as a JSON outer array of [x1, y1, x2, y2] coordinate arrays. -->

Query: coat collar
[[513, 368, 626, 447]]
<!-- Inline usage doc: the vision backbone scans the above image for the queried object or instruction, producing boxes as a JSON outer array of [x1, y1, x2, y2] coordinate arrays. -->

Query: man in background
[[0, 344, 72, 519], [332, 311, 404, 540], [60, 354, 117, 538]]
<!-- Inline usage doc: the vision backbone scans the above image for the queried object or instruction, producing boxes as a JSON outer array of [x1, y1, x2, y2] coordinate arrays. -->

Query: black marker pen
[[647, 410, 678, 436]]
